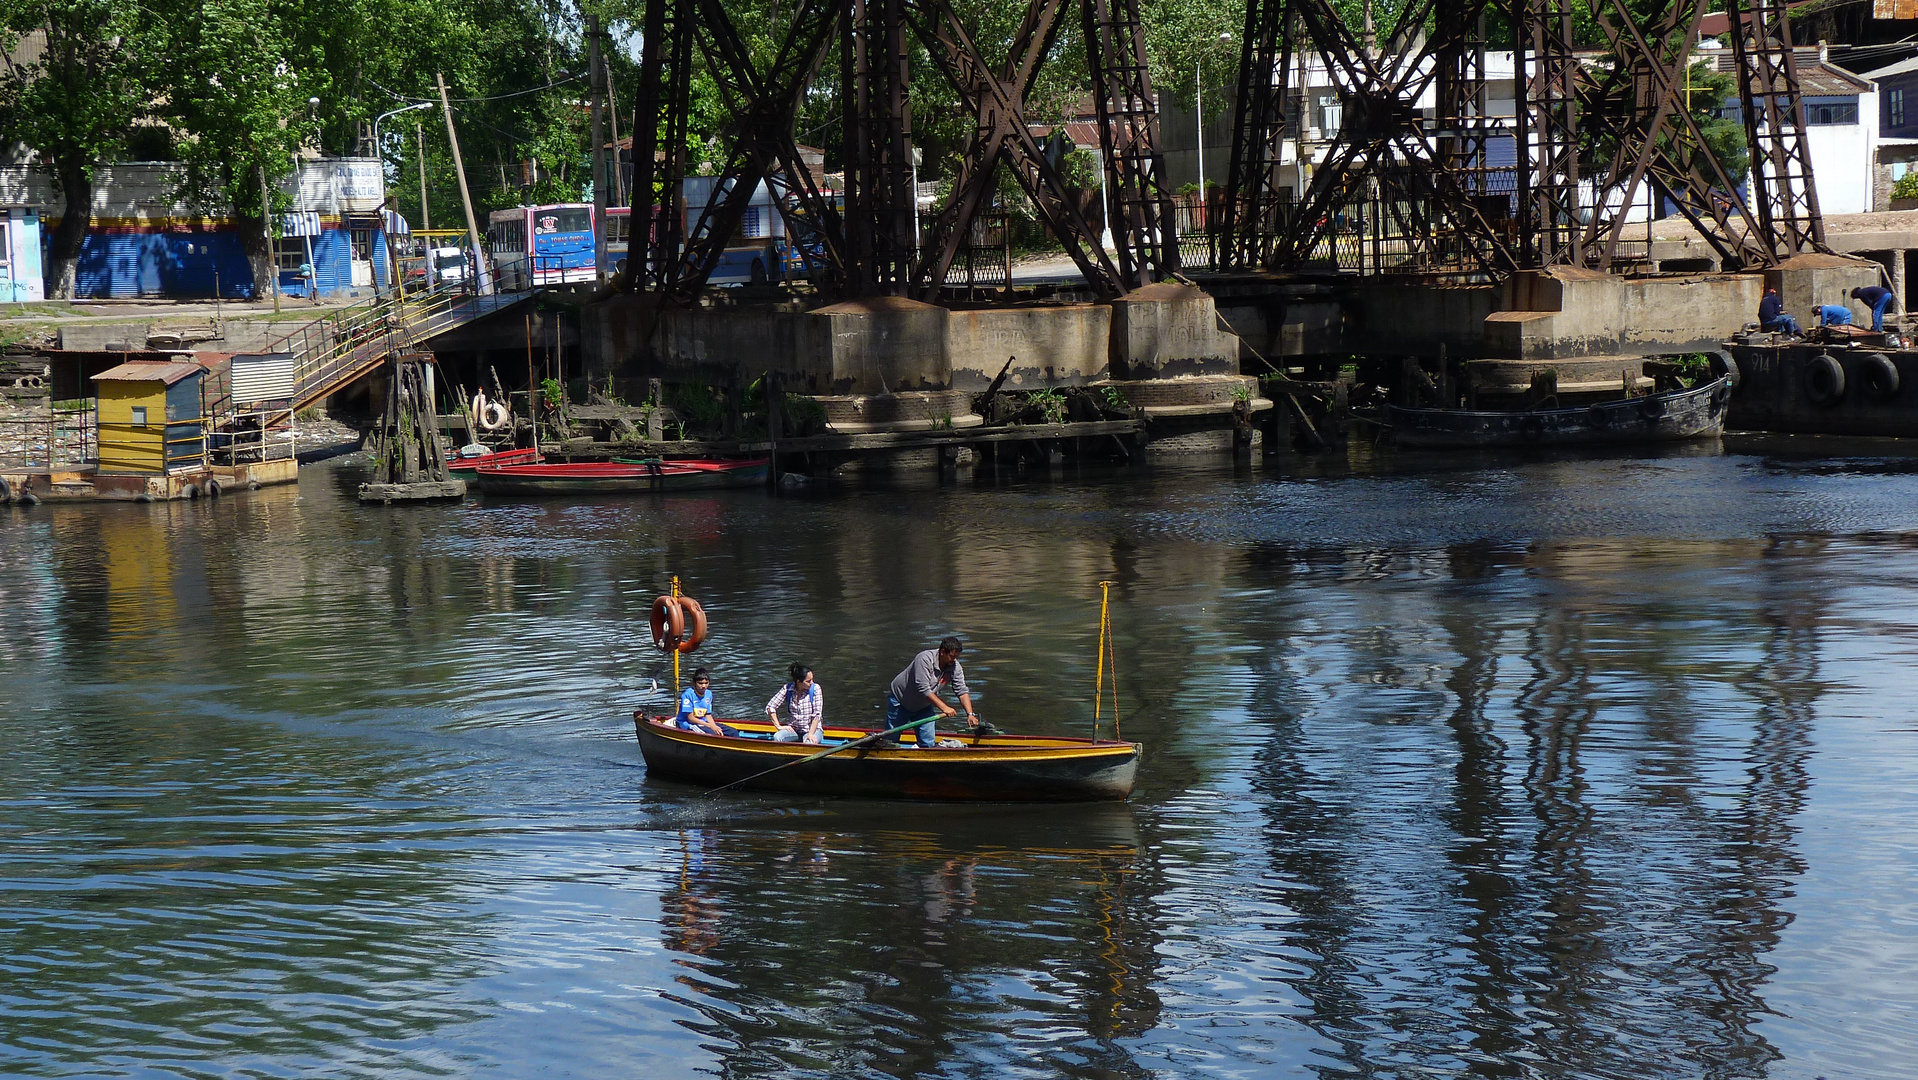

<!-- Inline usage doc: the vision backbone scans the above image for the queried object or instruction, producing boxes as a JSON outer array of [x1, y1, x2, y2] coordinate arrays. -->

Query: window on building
[[274, 236, 306, 272], [131, 406, 147, 426], [1806, 101, 1858, 125], [349, 227, 375, 262], [1893, 88, 1906, 128]]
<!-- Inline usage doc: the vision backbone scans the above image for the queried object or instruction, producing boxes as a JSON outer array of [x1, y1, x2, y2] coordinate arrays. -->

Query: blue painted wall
[[52, 218, 392, 300], [70, 227, 256, 299]]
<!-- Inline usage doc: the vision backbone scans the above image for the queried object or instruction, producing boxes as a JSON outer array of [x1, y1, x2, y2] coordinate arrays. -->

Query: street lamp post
[[1195, 31, 1233, 218], [373, 101, 434, 159]]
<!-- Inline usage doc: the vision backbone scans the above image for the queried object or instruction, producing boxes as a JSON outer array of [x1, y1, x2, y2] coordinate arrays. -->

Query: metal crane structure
[[1216, 0, 1831, 280], [625, 0, 1178, 303]]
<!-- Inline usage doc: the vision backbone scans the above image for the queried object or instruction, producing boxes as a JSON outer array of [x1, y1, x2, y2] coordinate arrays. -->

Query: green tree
[[0, 0, 164, 297], [159, 0, 319, 298]]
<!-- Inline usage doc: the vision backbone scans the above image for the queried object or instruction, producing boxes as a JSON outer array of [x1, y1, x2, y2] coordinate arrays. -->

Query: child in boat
[[765, 663, 824, 744], [674, 669, 727, 735]]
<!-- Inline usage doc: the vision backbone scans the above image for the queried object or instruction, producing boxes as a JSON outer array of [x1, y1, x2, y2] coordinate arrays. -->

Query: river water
[[4, 439, 1917, 1079]]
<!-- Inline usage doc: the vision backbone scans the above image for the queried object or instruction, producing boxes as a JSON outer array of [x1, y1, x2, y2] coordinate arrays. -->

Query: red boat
[[446, 446, 541, 477], [470, 457, 770, 495]]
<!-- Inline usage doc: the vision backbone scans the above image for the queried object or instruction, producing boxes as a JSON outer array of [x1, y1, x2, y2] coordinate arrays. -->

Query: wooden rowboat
[[471, 457, 770, 495], [446, 446, 541, 477], [1385, 375, 1732, 449], [633, 713, 1139, 802]]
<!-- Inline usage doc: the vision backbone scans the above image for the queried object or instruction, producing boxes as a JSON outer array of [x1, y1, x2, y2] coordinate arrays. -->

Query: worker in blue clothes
[[1758, 287, 1802, 336], [1851, 285, 1895, 332], [1815, 303, 1854, 327]]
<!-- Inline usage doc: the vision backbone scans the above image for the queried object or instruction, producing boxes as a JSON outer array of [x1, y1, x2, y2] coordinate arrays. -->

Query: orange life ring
[[676, 597, 708, 653], [650, 595, 684, 650]]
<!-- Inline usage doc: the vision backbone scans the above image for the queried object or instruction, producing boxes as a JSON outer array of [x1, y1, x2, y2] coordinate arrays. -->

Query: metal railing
[[0, 402, 95, 468], [216, 279, 527, 420], [208, 408, 299, 466]]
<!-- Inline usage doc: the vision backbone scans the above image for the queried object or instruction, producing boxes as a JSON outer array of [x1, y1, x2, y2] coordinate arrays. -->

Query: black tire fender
[[1805, 353, 1846, 406], [1711, 349, 1741, 390], [204, 478, 224, 498], [1861, 353, 1900, 401], [0, 475, 11, 504]]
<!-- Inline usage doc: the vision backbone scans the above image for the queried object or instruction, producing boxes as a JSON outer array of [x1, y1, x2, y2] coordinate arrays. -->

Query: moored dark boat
[[472, 457, 769, 494], [633, 713, 1139, 802], [1385, 375, 1732, 449]]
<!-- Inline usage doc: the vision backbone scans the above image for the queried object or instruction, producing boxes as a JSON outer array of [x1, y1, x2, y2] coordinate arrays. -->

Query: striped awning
[[383, 209, 411, 236], [279, 210, 322, 237]]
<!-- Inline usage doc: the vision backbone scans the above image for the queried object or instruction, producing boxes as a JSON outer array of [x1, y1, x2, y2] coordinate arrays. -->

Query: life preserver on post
[[650, 595, 685, 650], [1805, 354, 1846, 406], [479, 402, 511, 432], [675, 598, 709, 653], [1861, 353, 1900, 401]]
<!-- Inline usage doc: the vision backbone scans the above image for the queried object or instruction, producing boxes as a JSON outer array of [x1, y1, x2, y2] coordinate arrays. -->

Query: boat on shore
[[470, 457, 770, 495], [1385, 375, 1733, 449], [446, 446, 541, 477], [633, 713, 1139, 802]]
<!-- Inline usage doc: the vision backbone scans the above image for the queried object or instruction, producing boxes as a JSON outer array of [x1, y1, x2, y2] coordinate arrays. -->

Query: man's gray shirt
[[889, 649, 967, 712]]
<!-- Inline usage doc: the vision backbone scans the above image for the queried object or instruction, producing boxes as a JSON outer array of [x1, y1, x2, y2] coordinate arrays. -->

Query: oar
[[700, 716, 937, 796]]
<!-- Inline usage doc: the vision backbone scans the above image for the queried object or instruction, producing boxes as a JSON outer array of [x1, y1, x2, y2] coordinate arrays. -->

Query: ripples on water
[[3, 440, 1918, 1078]]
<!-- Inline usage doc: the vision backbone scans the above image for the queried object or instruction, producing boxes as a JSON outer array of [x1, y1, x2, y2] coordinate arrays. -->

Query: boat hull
[[472, 459, 769, 494], [447, 447, 540, 477], [1386, 376, 1731, 449], [633, 714, 1138, 802]]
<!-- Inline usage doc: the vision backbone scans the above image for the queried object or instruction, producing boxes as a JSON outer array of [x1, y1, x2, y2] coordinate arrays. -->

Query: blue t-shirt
[[676, 686, 713, 724], [1819, 305, 1853, 326]]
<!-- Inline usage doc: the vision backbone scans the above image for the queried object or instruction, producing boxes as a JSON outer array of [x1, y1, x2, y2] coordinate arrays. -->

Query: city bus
[[602, 180, 828, 285], [485, 204, 597, 290]]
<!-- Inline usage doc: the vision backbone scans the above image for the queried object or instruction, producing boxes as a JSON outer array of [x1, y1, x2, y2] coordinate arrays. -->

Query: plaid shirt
[[766, 682, 823, 731]]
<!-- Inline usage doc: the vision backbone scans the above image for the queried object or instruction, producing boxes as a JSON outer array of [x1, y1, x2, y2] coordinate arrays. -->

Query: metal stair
[[210, 283, 531, 419]]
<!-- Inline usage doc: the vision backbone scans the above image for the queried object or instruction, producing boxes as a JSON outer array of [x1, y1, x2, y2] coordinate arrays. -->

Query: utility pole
[[437, 72, 493, 295], [589, 12, 608, 283], [260, 164, 280, 314], [416, 122, 431, 231], [607, 73, 625, 206]]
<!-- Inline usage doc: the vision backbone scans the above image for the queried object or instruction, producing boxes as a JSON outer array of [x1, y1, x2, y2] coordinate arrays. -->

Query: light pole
[[1195, 30, 1233, 220], [373, 101, 434, 159]]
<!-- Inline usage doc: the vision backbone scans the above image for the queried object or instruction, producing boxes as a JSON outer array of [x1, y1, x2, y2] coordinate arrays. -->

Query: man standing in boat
[[885, 637, 979, 748]]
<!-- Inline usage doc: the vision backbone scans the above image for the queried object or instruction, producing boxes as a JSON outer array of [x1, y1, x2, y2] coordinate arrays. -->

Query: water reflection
[[1, 450, 1910, 1078], [652, 805, 1160, 1078]]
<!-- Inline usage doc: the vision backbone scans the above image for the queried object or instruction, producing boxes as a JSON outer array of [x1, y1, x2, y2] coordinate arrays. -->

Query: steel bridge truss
[[626, 0, 1174, 302], [1218, 0, 1829, 278]]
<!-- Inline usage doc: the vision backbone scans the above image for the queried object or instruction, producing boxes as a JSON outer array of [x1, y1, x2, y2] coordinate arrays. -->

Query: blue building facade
[[0, 159, 396, 301]]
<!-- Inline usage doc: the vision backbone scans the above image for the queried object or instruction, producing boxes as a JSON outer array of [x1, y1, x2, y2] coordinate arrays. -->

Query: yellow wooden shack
[[93, 361, 208, 475]]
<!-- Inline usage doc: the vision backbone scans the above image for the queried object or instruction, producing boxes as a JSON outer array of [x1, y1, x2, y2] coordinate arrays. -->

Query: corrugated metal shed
[[230, 352, 298, 405]]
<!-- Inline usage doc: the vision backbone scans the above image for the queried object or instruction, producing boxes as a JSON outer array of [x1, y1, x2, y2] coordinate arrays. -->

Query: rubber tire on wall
[[1711, 350, 1741, 390], [1860, 353, 1900, 400], [0, 476, 11, 504], [650, 596, 685, 650], [205, 478, 224, 498], [1805, 354, 1846, 406]]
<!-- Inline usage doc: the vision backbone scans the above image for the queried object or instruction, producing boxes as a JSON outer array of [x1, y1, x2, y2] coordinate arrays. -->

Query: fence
[[0, 401, 95, 469]]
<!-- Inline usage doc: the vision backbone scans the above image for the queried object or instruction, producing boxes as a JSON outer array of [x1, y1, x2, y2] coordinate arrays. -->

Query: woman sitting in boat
[[674, 669, 728, 736], [765, 663, 824, 744]]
